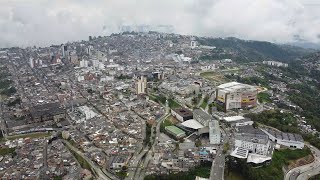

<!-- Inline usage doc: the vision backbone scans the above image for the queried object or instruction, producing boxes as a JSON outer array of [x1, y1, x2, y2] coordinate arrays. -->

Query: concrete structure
[[193, 109, 212, 126], [165, 126, 186, 139], [79, 60, 89, 68], [191, 41, 197, 49], [223, 116, 253, 127], [108, 156, 127, 169], [135, 76, 147, 94], [29, 58, 34, 68], [29, 102, 66, 123], [171, 108, 193, 122], [179, 142, 195, 150], [209, 121, 221, 144], [61, 45, 67, 58], [180, 119, 204, 130], [234, 126, 270, 156], [216, 82, 257, 111], [263, 61, 288, 68], [261, 128, 304, 149]]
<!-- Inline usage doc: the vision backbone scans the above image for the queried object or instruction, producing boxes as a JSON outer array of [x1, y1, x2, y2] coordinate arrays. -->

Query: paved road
[[126, 148, 148, 180], [133, 113, 170, 180], [210, 124, 230, 180], [210, 148, 225, 180], [285, 144, 320, 180], [63, 140, 117, 180]]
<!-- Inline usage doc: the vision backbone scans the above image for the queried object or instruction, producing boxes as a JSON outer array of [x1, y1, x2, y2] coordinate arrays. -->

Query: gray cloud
[[0, 0, 320, 47]]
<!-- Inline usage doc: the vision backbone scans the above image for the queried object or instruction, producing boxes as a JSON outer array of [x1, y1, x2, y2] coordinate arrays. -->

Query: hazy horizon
[[1, 0, 320, 48]]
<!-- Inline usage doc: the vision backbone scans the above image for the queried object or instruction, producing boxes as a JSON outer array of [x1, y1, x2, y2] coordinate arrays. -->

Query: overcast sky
[[1, 0, 320, 48]]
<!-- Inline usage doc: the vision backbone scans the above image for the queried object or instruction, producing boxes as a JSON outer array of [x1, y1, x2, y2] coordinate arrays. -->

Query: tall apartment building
[[216, 82, 257, 111], [136, 76, 147, 94], [209, 121, 221, 144]]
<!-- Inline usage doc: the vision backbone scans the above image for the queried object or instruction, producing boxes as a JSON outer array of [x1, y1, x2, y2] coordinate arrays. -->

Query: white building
[[209, 121, 221, 144], [79, 60, 89, 68], [223, 116, 253, 127], [261, 128, 304, 149], [86, 45, 93, 56], [191, 41, 197, 49], [234, 126, 270, 156], [29, 58, 34, 68], [216, 82, 257, 111], [263, 61, 288, 68]]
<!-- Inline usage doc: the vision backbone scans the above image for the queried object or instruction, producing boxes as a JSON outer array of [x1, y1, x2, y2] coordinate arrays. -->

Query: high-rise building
[[135, 76, 147, 94], [216, 82, 257, 111], [191, 41, 197, 48], [29, 58, 34, 68], [86, 46, 93, 56], [61, 45, 68, 58]]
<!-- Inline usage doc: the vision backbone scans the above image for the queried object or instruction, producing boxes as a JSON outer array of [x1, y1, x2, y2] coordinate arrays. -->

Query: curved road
[[285, 144, 320, 180]]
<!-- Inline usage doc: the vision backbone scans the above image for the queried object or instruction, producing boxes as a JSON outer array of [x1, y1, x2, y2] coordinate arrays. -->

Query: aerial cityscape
[[1, 1, 320, 180]]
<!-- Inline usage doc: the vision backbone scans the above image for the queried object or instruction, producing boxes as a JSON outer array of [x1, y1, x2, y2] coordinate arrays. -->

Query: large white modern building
[[233, 125, 270, 156], [216, 82, 257, 111], [261, 128, 304, 149]]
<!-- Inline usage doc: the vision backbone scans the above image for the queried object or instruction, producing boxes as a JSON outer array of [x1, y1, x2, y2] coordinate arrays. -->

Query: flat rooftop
[[165, 126, 185, 135], [217, 82, 256, 92], [223, 116, 246, 122], [263, 128, 304, 142], [181, 119, 204, 129], [172, 108, 193, 118]]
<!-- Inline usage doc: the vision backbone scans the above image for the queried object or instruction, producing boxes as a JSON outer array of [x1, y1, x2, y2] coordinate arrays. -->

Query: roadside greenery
[[200, 95, 209, 109], [144, 123, 152, 147], [160, 117, 174, 133]]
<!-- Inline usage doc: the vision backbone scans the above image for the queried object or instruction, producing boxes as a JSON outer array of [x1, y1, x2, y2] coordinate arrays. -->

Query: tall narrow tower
[[165, 99, 169, 114]]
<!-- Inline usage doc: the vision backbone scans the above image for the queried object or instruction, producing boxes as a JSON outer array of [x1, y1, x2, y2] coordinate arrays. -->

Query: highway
[[285, 144, 320, 180], [63, 140, 118, 180], [127, 113, 169, 180]]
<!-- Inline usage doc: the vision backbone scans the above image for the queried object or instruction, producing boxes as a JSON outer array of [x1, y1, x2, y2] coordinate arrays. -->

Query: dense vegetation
[[144, 123, 152, 147], [7, 97, 21, 107], [144, 162, 211, 180], [257, 93, 272, 103], [225, 148, 311, 180], [287, 83, 320, 131], [197, 37, 312, 62], [0, 147, 16, 156], [200, 95, 209, 109], [245, 110, 299, 133]]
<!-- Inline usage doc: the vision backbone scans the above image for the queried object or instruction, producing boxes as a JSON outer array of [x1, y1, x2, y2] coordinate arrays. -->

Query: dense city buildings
[[0, 30, 317, 180]]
